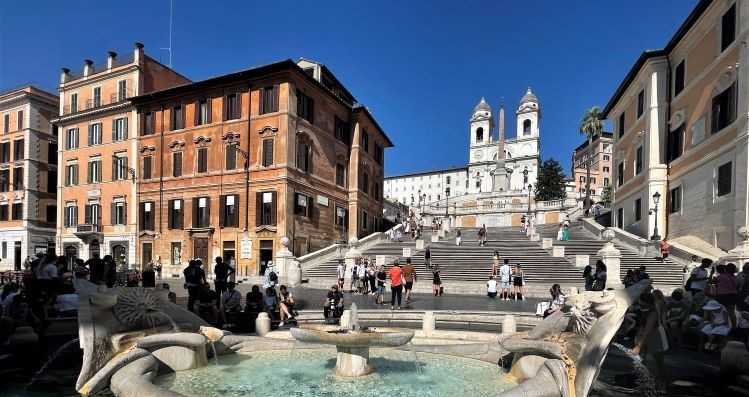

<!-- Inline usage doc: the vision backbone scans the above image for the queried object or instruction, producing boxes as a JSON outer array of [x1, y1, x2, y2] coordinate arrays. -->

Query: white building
[[384, 89, 542, 206], [0, 86, 59, 271]]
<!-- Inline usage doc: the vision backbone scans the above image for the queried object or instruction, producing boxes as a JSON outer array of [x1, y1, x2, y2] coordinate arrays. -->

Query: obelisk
[[493, 104, 510, 192]]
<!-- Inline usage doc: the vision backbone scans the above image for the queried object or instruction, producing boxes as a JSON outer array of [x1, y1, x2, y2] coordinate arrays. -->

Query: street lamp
[[527, 183, 533, 214], [445, 187, 451, 219], [234, 145, 250, 231], [650, 191, 661, 241]]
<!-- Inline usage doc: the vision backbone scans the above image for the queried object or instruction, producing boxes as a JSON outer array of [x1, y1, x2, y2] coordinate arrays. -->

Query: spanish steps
[[303, 222, 685, 293]]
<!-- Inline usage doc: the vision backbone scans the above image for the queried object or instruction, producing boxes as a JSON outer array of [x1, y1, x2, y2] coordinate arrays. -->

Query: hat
[[703, 300, 723, 311], [331, 285, 339, 289]]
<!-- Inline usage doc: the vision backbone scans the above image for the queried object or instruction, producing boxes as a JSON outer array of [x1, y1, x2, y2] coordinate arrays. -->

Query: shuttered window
[[197, 148, 208, 173], [112, 117, 128, 141], [111, 201, 127, 225], [88, 123, 102, 145], [262, 139, 273, 167], [220, 194, 239, 227], [717, 162, 732, 197], [173, 152, 183, 177], [142, 111, 155, 136], [297, 141, 312, 172], [13, 139, 24, 161], [168, 199, 184, 229], [171, 105, 184, 130], [223, 93, 241, 120], [87, 160, 102, 183], [712, 82, 737, 134], [142, 156, 152, 180], [256, 191, 277, 226], [192, 197, 210, 228], [293, 193, 313, 218], [296, 89, 314, 123], [334, 117, 350, 144], [140, 201, 155, 231], [225, 144, 237, 170], [259, 85, 279, 114], [195, 99, 212, 126], [335, 163, 346, 187]]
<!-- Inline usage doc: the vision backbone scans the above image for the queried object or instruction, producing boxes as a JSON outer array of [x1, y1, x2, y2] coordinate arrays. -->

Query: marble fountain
[[72, 278, 652, 397]]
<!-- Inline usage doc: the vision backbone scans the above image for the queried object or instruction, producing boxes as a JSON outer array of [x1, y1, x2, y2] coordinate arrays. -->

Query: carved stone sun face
[[114, 288, 161, 327]]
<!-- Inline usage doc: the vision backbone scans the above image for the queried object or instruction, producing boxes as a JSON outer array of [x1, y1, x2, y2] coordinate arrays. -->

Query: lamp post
[[650, 191, 661, 241], [445, 187, 450, 219], [527, 183, 533, 214], [234, 145, 250, 232]]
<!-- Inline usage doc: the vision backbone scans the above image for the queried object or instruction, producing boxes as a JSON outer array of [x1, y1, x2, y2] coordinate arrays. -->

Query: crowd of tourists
[[487, 253, 526, 300], [336, 255, 443, 311], [182, 256, 298, 328]]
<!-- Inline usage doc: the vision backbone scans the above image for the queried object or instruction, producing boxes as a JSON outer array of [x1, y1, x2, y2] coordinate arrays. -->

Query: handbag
[[536, 302, 550, 316], [704, 282, 717, 297]]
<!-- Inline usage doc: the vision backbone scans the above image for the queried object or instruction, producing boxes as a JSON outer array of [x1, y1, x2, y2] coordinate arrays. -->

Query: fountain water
[[28, 338, 80, 386], [407, 342, 422, 374], [290, 303, 415, 377], [611, 343, 658, 397]]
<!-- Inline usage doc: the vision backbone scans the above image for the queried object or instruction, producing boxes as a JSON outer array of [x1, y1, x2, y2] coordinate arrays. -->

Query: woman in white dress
[[699, 299, 730, 351]]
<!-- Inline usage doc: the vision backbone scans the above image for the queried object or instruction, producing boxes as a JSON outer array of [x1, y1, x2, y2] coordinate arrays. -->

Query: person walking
[[183, 260, 206, 312], [659, 238, 670, 262], [492, 251, 500, 276], [425, 247, 432, 268], [513, 265, 525, 300], [455, 228, 462, 246], [478, 224, 488, 246], [562, 224, 570, 241], [520, 215, 527, 233], [402, 258, 416, 304], [432, 264, 442, 296], [499, 259, 512, 300], [336, 260, 346, 290], [368, 261, 377, 294], [375, 265, 387, 305], [388, 262, 404, 310]]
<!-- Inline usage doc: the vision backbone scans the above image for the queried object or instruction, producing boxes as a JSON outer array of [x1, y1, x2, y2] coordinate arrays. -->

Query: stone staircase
[[534, 223, 684, 288]]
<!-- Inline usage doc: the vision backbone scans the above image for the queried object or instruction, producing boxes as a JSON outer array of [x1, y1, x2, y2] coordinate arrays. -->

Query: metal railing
[[76, 224, 101, 233], [62, 85, 135, 115]]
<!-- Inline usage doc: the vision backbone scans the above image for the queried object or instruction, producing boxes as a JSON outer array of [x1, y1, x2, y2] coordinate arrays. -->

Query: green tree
[[579, 106, 604, 210], [535, 158, 566, 201], [600, 185, 613, 205]]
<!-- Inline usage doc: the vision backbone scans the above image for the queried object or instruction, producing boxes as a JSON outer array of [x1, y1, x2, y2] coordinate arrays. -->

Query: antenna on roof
[[160, 0, 173, 68]]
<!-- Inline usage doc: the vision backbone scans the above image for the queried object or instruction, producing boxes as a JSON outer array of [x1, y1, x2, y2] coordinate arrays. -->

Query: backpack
[[269, 270, 278, 282], [352, 265, 359, 279]]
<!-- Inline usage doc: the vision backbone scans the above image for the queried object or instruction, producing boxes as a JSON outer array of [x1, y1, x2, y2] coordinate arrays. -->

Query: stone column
[[274, 237, 294, 278], [502, 315, 517, 334], [720, 227, 749, 269], [597, 229, 622, 286], [344, 237, 360, 281], [423, 311, 436, 332]]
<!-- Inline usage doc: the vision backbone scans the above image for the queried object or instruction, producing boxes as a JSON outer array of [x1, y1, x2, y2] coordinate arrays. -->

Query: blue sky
[[0, 0, 698, 176]]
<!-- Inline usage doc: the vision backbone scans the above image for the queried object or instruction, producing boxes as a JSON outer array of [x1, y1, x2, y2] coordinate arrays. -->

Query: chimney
[[61, 68, 70, 84], [83, 60, 93, 77], [134, 42, 144, 64], [107, 51, 117, 69]]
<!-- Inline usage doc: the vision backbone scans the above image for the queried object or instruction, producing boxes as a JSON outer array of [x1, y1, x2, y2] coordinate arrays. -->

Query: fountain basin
[[154, 349, 516, 397], [289, 324, 415, 348]]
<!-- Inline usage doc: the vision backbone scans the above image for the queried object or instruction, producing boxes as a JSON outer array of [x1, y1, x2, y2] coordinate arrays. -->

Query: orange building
[[571, 132, 613, 201], [53, 43, 189, 268], [0, 86, 58, 270], [130, 59, 392, 276]]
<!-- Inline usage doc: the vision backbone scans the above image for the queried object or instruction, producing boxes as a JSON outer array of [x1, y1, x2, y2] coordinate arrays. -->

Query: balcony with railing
[[62, 84, 135, 115], [74, 223, 102, 243]]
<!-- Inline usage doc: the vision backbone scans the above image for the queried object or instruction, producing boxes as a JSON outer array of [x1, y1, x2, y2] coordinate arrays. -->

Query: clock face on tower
[[474, 151, 483, 160]]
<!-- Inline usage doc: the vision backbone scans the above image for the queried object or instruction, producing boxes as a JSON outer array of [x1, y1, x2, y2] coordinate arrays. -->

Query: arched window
[[523, 120, 532, 135], [476, 127, 484, 142]]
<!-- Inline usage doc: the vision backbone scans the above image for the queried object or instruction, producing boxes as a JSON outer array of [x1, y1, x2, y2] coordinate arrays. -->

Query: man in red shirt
[[388, 262, 404, 310]]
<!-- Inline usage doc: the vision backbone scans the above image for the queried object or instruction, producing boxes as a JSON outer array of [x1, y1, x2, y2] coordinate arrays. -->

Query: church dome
[[519, 87, 537, 104], [474, 97, 491, 112]]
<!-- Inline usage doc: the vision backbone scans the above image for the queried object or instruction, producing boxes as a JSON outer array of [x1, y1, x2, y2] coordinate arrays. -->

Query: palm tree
[[579, 106, 604, 211]]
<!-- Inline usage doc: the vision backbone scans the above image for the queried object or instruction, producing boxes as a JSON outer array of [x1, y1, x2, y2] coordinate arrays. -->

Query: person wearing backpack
[[263, 261, 278, 289], [349, 259, 360, 293], [183, 260, 206, 312]]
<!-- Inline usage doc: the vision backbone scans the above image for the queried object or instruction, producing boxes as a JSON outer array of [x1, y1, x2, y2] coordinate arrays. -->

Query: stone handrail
[[668, 241, 723, 265], [298, 224, 403, 271], [582, 218, 651, 255], [423, 198, 575, 216]]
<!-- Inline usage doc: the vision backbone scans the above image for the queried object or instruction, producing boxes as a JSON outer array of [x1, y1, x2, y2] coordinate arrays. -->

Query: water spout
[[611, 343, 657, 397], [407, 342, 422, 374], [349, 303, 359, 331], [28, 338, 80, 386], [208, 341, 218, 366]]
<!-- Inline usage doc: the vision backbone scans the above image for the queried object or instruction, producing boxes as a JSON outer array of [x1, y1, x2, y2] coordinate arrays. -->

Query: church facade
[[384, 89, 542, 207]]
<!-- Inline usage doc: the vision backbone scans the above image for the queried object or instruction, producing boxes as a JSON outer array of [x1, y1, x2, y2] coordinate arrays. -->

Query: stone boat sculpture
[[496, 280, 652, 397]]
